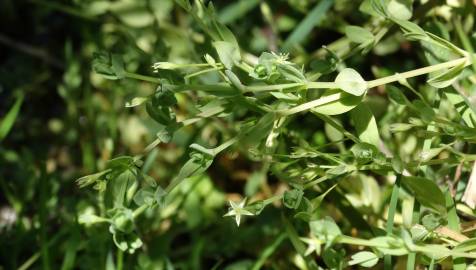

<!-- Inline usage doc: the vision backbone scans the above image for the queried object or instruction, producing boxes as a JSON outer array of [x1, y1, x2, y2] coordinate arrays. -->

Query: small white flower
[[223, 198, 254, 227], [300, 236, 322, 256]]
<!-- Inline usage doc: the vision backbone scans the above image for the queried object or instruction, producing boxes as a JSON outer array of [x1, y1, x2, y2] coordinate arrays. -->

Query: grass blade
[[384, 175, 401, 270], [282, 0, 333, 51], [0, 93, 23, 141]]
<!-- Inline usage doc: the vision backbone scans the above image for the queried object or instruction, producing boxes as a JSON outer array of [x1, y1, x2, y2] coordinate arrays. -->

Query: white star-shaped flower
[[300, 236, 322, 256], [223, 198, 254, 227]]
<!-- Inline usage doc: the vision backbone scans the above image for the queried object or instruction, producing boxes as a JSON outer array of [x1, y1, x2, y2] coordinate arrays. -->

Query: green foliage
[[2, 0, 476, 269]]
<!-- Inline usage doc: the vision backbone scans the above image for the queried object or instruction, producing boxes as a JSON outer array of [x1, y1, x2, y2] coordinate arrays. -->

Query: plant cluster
[[2, 0, 476, 269], [73, 0, 476, 268]]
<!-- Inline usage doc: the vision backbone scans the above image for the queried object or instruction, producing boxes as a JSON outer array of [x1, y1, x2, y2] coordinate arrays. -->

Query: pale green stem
[[124, 56, 472, 119], [133, 204, 148, 219], [305, 81, 339, 89], [185, 66, 223, 83], [245, 82, 304, 92], [124, 72, 161, 83], [338, 235, 476, 259], [213, 137, 239, 155], [366, 57, 469, 88], [126, 56, 470, 93], [277, 93, 341, 116]]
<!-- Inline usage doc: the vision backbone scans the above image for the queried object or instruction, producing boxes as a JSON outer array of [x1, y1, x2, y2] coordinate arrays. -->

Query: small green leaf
[[133, 187, 156, 207], [277, 64, 306, 83], [350, 103, 381, 147], [0, 93, 23, 141], [225, 70, 245, 91], [370, 236, 408, 256], [155, 186, 167, 208], [335, 68, 367, 96], [311, 89, 363, 115], [421, 213, 444, 231], [387, 86, 410, 105], [240, 113, 276, 147], [426, 32, 466, 56], [411, 100, 435, 122], [327, 164, 352, 176], [443, 88, 476, 128], [78, 212, 109, 226], [389, 123, 413, 132], [387, 0, 413, 21], [213, 41, 241, 69], [427, 62, 466, 88], [348, 251, 379, 268], [92, 52, 125, 80], [212, 20, 239, 47], [322, 248, 345, 269], [369, 0, 388, 17], [393, 19, 428, 41], [109, 170, 136, 207], [345, 26, 375, 45], [310, 217, 342, 242], [401, 176, 446, 213], [146, 101, 176, 126], [109, 207, 134, 233], [165, 152, 214, 193], [283, 189, 304, 209], [350, 143, 381, 164], [391, 156, 404, 174], [454, 238, 476, 252], [125, 97, 148, 108], [174, 0, 192, 11], [76, 170, 110, 188]]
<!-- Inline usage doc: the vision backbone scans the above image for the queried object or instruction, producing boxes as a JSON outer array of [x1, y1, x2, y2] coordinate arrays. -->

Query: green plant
[[4, 0, 475, 269]]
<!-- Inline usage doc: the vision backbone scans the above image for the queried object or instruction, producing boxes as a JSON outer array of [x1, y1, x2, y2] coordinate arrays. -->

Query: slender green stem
[[385, 175, 401, 270], [39, 168, 51, 270], [251, 233, 286, 270], [406, 202, 420, 270], [213, 137, 238, 154], [133, 204, 148, 219], [305, 81, 338, 89], [124, 72, 161, 83], [338, 235, 476, 259], [366, 57, 468, 88], [278, 93, 341, 116], [125, 55, 470, 95], [116, 249, 123, 270], [17, 229, 65, 270], [185, 66, 223, 82], [262, 194, 283, 205], [245, 82, 304, 92]]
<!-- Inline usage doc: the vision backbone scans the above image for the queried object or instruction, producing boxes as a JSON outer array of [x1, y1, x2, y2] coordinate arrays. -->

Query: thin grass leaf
[[282, 0, 333, 51], [0, 93, 24, 141]]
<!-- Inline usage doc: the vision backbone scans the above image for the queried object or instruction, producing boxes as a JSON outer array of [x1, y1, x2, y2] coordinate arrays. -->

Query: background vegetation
[[1, 0, 476, 269]]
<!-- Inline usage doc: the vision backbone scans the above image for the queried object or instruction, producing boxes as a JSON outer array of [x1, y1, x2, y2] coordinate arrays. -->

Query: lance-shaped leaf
[[213, 41, 241, 69], [462, 161, 476, 209], [393, 19, 428, 41], [348, 251, 379, 268], [345, 26, 375, 45], [401, 176, 446, 214], [427, 61, 466, 88], [387, 0, 413, 21], [311, 89, 363, 115], [0, 93, 23, 141], [92, 52, 125, 80], [350, 103, 381, 147]]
